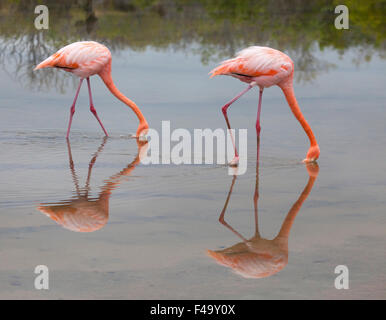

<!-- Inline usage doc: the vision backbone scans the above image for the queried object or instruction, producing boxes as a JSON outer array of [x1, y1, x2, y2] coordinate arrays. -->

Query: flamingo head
[[303, 145, 320, 163], [136, 121, 149, 139]]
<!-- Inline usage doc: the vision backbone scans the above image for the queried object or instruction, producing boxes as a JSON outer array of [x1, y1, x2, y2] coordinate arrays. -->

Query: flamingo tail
[[209, 62, 233, 78], [34, 56, 56, 70]]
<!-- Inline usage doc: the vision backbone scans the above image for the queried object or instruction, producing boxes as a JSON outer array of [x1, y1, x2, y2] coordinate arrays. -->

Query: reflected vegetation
[[207, 135, 319, 278], [38, 138, 147, 232], [0, 0, 385, 91]]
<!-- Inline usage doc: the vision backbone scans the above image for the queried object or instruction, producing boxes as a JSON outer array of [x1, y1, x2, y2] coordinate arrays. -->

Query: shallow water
[[0, 1, 385, 299]]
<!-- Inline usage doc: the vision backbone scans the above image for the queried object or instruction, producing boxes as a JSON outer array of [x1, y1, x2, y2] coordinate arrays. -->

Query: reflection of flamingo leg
[[66, 139, 81, 196], [87, 77, 109, 136], [84, 137, 108, 196], [218, 175, 248, 242], [66, 78, 83, 139]]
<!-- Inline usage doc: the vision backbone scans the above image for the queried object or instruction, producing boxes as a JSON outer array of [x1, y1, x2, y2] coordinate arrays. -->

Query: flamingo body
[[210, 46, 293, 88], [210, 46, 320, 163], [34, 41, 148, 138], [35, 41, 111, 78]]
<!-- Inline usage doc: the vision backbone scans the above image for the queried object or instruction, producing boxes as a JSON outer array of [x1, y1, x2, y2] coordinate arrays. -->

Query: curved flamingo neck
[[99, 61, 147, 126], [100, 153, 141, 196], [279, 81, 317, 147]]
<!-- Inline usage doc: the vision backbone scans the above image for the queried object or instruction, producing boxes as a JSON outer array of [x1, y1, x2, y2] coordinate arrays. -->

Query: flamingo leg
[[87, 77, 109, 136], [66, 78, 84, 138], [253, 128, 261, 237], [256, 88, 264, 134], [221, 84, 253, 166]]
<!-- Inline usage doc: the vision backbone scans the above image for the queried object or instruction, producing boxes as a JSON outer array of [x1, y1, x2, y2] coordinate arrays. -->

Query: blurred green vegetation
[[0, 0, 384, 90]]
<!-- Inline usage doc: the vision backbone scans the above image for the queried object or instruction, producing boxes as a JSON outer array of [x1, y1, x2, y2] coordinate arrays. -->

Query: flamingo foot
[[135, 122, 149, 138], [228, 156, 239, 167]]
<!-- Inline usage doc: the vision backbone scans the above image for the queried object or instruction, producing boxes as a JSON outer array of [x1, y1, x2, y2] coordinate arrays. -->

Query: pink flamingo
[[34, 41, 148, 138], [210, 46, 320, 165]]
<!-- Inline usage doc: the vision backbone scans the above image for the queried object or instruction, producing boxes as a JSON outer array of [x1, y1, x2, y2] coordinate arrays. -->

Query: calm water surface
[[0, 1, 385, 299]]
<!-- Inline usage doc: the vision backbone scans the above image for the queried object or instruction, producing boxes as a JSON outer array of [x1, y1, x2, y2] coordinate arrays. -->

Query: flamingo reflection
[[207, 134, 319, 279], [38, 138, 147, 232]]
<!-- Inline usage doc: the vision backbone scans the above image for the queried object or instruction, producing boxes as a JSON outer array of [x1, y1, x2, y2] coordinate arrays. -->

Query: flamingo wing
[[209, 46, 293, 79]]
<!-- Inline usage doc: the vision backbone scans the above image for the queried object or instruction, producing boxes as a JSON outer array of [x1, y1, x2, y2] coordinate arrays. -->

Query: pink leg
[[253, 91, 263, 233], [222, 84, 253, 166], [256, 88, 264, 134], [87, 77, 108, 136], [254, 126, 261, 236], [66, 78, 84, 138]]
